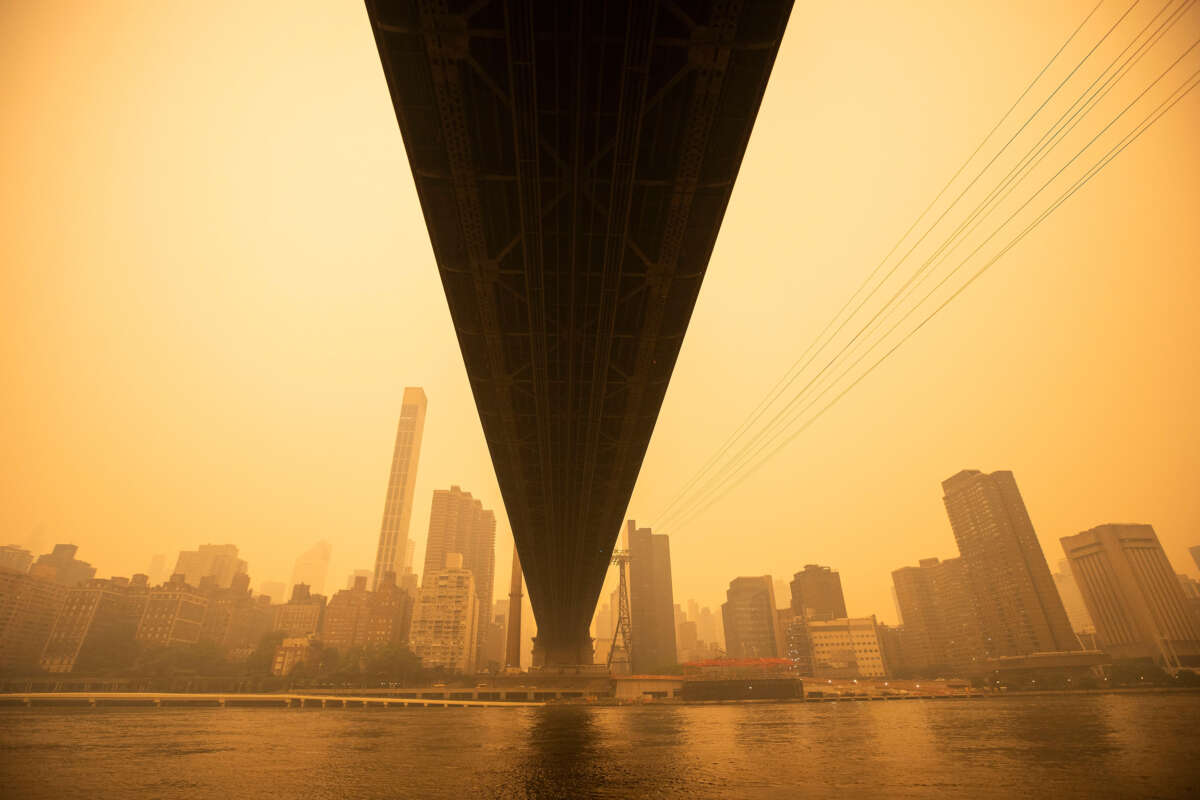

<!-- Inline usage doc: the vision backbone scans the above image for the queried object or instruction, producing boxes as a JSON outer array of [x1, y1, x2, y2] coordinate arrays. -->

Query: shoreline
[[1, 685, 1198, 710]]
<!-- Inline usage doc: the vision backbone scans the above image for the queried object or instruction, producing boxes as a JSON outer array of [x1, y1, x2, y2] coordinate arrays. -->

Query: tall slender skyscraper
[[373, 388, 427, 590], [627, 520, 677, 672], [942, 470, 1079, 658], [422, 486, 496, 666], [1061, 524, 1200, 667]]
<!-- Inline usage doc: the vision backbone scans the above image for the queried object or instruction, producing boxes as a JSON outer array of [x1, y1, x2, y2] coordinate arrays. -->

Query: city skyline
[[5, 478, 1199, 678], [5, 457, 1200, 632]]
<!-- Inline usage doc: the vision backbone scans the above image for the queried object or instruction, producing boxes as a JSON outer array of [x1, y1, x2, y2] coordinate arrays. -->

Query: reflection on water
[[1, 695, 1199, 799], [516, 707, 607, 799]]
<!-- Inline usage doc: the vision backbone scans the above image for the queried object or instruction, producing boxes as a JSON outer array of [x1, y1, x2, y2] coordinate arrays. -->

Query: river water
[[2, 694, 1198, 798]]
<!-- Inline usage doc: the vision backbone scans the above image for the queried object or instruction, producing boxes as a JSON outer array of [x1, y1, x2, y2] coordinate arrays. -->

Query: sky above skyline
[[2, 0, 1198, 625]]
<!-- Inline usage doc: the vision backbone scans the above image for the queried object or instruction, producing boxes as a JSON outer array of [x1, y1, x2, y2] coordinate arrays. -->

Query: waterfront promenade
[[0, 691, 544, 708]]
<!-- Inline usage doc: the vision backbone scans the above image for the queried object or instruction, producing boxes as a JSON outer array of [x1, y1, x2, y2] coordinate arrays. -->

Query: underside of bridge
[[366, 0, 793, 665]]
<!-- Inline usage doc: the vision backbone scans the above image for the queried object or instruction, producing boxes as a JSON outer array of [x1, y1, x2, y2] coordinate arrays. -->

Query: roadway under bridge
[[365, 0, 793, 664]]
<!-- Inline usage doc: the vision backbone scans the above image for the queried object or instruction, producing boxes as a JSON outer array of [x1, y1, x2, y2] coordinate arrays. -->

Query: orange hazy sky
[[2, 1, 1198, 624]]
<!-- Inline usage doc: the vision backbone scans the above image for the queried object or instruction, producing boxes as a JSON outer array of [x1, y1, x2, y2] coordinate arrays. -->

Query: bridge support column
[[531, 634, 594, 669]]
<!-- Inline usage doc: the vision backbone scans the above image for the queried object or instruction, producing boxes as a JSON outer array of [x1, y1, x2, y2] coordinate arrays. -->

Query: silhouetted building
[[359, 576, 414, 648], [1061, 524, 1200, 667], [412, 553, 479, 673], [0, 545, 33, 575], [722, 576, 780, 659], [374, 388, 427, 588], [33, 544, 96, 587], [40, 576, 150, 672], [697, 605, 723, 651], [136, 576, 209, 647], [942, 470, 1078, 657], [0, 568, 68, 670], [1191, 545, 1200, 573], [320, 573, 413, 652], [1052, 559, 1095, 635], [876, 622, 910, 677], [271, 584, 326, 638], [789, 564, 847, 622], [321, 576, 371, 652], [198, 573, 272, 654], [480, 609, 507, 671], [272, 637, 314, 677], [291, 541, 332, 596], [1178, 575, 1200, 624], [346, 569, 373, 590], [677, 618, 700, 662], [172, 544, 246, 590], [892, 556, 985, 675], [421, 486, 496, 666], [628, 520, 677, 672], [258, 581, 287, 605], [147, 554, 169, 585]]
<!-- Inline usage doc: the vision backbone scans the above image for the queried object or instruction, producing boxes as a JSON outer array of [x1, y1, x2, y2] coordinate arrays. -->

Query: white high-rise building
[[373, 388, 427, 589], [422, 486, 496, 666], [410, 553, 479, 673]]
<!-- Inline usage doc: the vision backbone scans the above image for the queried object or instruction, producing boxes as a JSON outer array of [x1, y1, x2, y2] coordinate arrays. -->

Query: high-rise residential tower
[[1061, 524, 1200, 667], [789, 564, 848, 622], [421, 486, 496, 665], [627, 520, 677, 672], [891, 556, 985, 675], [722, 576, 780, 659], [373, 388, 427, 589], [942, 470, 1079, 658], [411, 553, 479, 673]]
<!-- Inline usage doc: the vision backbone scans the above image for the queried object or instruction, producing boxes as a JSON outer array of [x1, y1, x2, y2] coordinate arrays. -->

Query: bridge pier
[[531, 634, 594, 669]]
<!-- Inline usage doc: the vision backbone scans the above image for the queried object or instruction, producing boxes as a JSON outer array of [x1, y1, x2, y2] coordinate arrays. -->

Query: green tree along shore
[[0, 627, 452, 693]]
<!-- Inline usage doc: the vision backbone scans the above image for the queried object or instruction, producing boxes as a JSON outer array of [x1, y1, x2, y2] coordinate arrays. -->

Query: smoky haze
[[1, 0, 1198, 628]]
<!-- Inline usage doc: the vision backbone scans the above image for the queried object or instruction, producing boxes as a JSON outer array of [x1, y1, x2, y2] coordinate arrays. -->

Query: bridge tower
[[504, 550, 523, 673], [607, 550, 633, 675], [365, 0, 794, 664]]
